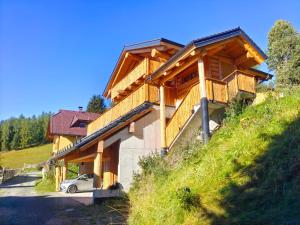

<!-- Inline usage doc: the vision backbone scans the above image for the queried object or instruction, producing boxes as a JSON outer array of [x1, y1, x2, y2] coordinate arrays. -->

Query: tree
[[86, 95, 106, 114], [267, 20, 300, 86]]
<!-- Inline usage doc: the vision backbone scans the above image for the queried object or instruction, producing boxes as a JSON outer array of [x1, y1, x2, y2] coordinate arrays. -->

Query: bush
[[175, 186, 199, 211]]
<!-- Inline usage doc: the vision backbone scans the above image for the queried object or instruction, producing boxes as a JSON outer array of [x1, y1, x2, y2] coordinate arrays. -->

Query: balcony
[[87, 83, 159, 135]]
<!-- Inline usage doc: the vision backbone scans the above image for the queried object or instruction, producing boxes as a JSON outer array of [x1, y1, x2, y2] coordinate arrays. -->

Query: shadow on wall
[[199, 117, 300, 225]]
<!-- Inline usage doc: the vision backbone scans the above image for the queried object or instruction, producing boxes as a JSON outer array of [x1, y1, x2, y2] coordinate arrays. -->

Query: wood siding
[[111, 58, 161, 100], [87, 83, 159, 135]]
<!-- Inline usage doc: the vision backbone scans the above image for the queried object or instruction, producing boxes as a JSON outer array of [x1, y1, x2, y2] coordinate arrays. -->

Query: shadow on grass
[[200, 117, 300, 225]]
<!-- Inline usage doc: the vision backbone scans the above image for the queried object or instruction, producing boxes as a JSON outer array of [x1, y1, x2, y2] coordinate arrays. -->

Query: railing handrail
[[166, 82, 199, 127], [221, 70, 238, 82], [206, 77, 227, 84]]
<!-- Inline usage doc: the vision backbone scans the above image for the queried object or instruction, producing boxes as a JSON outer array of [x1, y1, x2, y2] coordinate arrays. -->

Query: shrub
[[175, 186, 199, 211]]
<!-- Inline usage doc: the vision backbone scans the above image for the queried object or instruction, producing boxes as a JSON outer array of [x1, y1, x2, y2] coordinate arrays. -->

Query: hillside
[[0, 144, 52, 169], [128, 87, 300, 225]]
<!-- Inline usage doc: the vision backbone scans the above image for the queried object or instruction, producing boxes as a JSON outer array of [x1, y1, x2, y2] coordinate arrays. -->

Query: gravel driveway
[[0, 172, 127, 225], [0, 172, 83, 225]]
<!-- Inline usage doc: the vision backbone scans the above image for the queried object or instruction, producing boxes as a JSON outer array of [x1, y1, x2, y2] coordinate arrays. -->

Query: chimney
[[78, 106, 83, 112]]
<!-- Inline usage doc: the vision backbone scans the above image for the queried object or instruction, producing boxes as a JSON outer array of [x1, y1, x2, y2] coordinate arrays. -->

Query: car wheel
[[67, 185, 77, 193]]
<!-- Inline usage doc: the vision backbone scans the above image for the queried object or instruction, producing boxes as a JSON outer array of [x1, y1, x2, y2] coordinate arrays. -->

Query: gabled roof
[[51, 102, 154, 160], [149, 27, 268, 81], [47, 110, 100, 138], [103, 38, 183, 98]]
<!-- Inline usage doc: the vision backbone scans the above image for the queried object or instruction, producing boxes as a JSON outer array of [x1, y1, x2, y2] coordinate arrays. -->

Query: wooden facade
[[51, 28, 271, 192]]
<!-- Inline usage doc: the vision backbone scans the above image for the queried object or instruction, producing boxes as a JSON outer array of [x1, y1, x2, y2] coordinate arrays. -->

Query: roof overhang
[[51, 102, 154, 161], [103, 38, 183, 98], [148, 27, 268, 82]]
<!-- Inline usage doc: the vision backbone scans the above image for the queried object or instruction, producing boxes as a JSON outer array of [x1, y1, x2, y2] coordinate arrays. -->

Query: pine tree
[[86, 95, 106, 114], [267, 20, 300, 86]]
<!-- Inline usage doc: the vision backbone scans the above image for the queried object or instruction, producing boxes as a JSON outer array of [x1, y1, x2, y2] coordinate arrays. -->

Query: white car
[[60, 174, 94, 193]]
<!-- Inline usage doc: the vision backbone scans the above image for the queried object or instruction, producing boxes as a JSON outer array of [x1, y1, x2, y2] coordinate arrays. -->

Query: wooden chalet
[[50, 28, 272, 193]]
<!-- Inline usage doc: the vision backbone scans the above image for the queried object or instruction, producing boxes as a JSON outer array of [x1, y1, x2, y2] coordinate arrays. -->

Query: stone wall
[[0, 168, 20, 184]]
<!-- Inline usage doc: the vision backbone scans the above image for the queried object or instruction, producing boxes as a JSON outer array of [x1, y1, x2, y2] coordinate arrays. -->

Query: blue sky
[[1, 0, 299, 120]]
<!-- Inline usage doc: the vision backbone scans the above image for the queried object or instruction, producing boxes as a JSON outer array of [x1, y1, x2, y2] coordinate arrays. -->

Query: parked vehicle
[[60, 174, 94, 193]]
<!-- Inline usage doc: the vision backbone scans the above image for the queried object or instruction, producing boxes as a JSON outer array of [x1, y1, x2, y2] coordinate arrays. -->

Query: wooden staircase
[[165, 70, 256, 148]]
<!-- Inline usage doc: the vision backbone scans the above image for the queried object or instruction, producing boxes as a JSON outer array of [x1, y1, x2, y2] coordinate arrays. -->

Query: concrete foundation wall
[[104, 106, 161, 191]]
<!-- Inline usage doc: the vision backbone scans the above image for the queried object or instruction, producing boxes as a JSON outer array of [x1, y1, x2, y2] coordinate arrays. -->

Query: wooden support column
[[93, 140, 103, 188], [160, 85, 167, 155], [55, 166, 60, 191], [198, 58, 210, 144], [62, 160, 67, 181]]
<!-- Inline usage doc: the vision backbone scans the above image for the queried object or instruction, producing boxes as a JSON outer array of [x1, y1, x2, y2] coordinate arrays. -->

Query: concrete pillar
[[93, 140, 103, 188], [160, 85, 167, 155], [198, 58, 210, 144]]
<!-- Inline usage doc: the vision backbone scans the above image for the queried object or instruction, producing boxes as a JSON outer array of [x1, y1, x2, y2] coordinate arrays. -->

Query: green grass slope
[[128, 88, 300, 225], [0, 144, 52, 169]]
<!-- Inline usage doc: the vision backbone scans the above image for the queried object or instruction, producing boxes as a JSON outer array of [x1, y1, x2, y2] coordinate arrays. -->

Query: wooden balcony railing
[[111, 58, 161, 100], [166, 83, 200, 147], [206, 78, 228, 103], [87, 83, 159, 135], [223, 70, 256, 100]]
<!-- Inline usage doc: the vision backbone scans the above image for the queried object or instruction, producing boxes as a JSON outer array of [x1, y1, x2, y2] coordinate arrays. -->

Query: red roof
[[47, 110, 100, 138]]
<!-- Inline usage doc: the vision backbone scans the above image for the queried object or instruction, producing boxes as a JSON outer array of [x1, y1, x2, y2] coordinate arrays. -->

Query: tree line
[[0, 112, 52, 151]]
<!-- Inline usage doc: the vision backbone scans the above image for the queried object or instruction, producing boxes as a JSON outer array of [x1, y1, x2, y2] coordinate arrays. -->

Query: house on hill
[[50, 27, 272, 193], [47, 108, 99, 189]]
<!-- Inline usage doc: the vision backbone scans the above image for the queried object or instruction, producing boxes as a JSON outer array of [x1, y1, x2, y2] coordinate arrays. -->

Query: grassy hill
[[128, 87, 300, 225], [0, 144, 52, 169]]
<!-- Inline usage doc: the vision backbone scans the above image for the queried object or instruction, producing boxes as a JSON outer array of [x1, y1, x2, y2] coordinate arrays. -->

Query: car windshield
[[77, 175, 88, 180]]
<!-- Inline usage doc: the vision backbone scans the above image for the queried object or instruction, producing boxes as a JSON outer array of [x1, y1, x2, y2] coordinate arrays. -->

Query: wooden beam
[[161, 55, 200, 83], [160, 85, 167, 150], [93, 140, 103, 188], [198, 58, 210, 144], [117, 90, 128, 96], [151, 49, 172, 61], [68, 153, 96, 163], [129, 122, 135, 133], [55, 166, 60, 191], [125, 52, 143, 61], [237, 38, 265, 64], [234, 53, 250, 65]]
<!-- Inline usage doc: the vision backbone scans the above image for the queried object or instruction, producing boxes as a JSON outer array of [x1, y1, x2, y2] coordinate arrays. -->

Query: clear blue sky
[[1, 0, 299, 120]]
